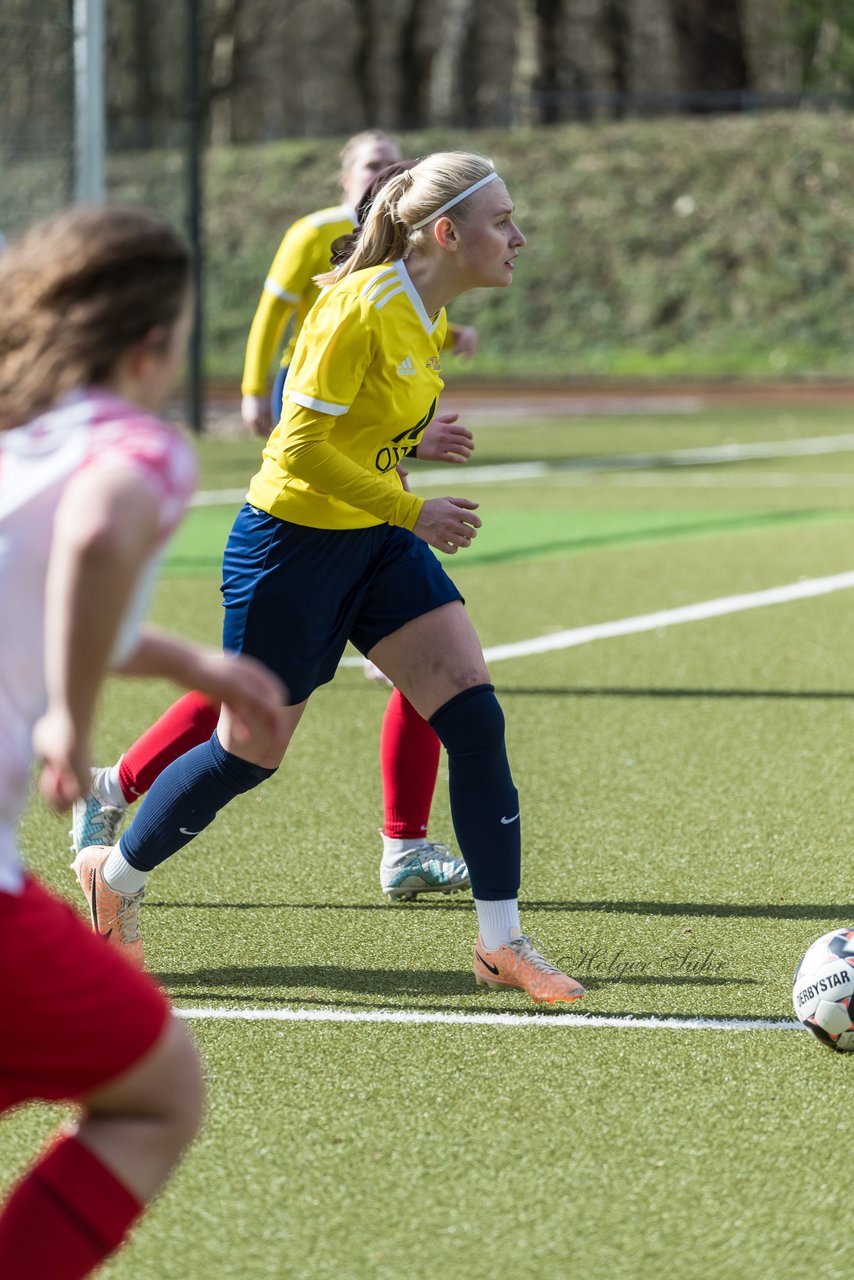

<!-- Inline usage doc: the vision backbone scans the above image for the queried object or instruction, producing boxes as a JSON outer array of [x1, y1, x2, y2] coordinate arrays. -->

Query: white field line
[[190, 433, 854, 506], [340, 570, 854, 667], [174, 1005, 801, 1033], [557, 471, 854, 488]]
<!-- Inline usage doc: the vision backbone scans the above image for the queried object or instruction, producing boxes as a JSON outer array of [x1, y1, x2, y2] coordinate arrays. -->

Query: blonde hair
[[317, 151, 496, 287], [0, 205, 190, 431], [339, 130, 400, 173]]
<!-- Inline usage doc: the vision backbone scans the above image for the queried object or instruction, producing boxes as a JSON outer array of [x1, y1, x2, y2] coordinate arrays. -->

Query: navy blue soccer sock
[[428, 684, 520, 901], [118, 732, 276, 872]]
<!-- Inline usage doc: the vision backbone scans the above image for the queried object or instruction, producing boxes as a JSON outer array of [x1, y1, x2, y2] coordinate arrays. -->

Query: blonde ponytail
[[316, 151, 496, 288]]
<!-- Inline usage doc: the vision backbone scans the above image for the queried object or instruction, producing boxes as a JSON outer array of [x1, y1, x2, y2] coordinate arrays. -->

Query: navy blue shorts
[[221, 504, 463, 704]]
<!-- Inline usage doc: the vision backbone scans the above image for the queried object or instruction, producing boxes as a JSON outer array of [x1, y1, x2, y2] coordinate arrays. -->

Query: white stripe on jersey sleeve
[[287, 390, 350, 417], [373, 286, 405, 310], [264, 278, 300, 303], [360, 267, 397, 301]]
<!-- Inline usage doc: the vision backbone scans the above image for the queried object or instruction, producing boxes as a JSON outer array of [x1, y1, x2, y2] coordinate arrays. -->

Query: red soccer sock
[[0, 1134, 142, 1280], [380, 687, 442, 840], [119, 690, 221, 802]]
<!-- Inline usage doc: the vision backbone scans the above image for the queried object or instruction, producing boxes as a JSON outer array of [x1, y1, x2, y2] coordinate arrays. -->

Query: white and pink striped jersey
[[0, 390, 195, 891]]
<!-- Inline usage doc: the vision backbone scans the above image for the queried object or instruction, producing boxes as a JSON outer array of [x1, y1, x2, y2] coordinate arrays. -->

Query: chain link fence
[[0, 7, 75, 241], [0, 2, 196, 237]]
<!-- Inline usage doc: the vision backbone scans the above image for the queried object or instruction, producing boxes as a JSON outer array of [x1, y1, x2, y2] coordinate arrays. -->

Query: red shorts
[[0, 876, 170, 1113]]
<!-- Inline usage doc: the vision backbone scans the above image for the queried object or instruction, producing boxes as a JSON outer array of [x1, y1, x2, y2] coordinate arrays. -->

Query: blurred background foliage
[[2, 0, 854, 379]]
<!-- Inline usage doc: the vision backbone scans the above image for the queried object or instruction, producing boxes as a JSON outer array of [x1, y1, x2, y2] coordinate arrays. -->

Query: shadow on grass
[[146, 898, 854, 921], [498, 686, 854, 701], [153, 963, 753, 1003], [341, 683, 854, 702]]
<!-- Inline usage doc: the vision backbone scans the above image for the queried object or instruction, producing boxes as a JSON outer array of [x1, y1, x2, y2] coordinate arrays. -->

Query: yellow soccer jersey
[[247, 259, 447, 531], [240, 204, 358, 397]]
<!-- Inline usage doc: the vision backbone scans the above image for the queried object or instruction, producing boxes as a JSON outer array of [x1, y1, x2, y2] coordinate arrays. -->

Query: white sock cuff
[[474, 897, 521, 951], [103, 846, 148, 894], [93, 761, 128, 810]]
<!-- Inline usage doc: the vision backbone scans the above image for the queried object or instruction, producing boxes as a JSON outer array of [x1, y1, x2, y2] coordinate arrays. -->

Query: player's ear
[[433, 217, 458, 252]]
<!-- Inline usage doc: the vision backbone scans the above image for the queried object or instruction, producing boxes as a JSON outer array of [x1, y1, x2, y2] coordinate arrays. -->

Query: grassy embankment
[[102, 111, 854, 382]]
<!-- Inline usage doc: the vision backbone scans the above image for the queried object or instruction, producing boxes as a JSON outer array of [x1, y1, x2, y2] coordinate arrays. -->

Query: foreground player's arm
[[36, 467, 164, 805], [116, 630, 285, 748]]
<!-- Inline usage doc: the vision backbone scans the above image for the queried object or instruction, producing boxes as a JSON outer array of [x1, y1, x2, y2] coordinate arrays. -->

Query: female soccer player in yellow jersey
[[79, 152, 587, 1004], [72, 146, 479, 903]]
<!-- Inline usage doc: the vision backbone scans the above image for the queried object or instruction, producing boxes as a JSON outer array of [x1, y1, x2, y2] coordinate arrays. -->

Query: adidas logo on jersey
[[397, 355, 417, 377]]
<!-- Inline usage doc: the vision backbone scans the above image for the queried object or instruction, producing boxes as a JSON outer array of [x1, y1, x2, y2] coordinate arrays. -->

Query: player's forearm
[[45, 518, 156, 732], [115, 628, 223, 692], [44, 469, 163, 741]]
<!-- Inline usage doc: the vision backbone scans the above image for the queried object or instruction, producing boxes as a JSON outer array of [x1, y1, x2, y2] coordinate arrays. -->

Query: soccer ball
[[793, 928, 854, 1052]]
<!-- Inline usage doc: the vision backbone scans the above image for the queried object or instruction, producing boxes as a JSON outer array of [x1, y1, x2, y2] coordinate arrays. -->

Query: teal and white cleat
[[380, 840, 471, 901], [70, 776, 127, 854]]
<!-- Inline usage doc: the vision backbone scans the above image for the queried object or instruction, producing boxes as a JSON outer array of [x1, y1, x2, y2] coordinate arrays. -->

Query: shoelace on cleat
[[506, 934, 564, 975], [112, 889, 143, 944]]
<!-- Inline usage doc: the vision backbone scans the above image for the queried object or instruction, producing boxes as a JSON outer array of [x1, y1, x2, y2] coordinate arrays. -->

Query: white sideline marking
[[189, 434, 854, 506], [479, 571, 854, 663], [410, 433, 854, 487], [192, 487, 248, 506], [562, 471, 854, 489], [340, 570, 854, 668], [175, 1005, 801, 1033]]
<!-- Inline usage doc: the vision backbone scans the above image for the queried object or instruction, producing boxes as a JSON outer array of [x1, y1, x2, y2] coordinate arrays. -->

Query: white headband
[[411, 171, 500, 230]]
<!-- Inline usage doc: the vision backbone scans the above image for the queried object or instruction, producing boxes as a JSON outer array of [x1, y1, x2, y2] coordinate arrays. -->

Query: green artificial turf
[[5, 405, 854, 1278]]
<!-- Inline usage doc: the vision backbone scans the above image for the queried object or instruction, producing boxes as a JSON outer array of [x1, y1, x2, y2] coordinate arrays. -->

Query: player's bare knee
[[85, 1016, 204, 1145], [155, 1019, 205, 1146]]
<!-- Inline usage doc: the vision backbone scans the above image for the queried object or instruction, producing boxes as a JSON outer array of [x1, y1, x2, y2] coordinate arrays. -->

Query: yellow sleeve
[[441, 322, 460, 351], [277, 406, 424, 529], [240, 218, 325, 396], [241, 291, 293, 395]]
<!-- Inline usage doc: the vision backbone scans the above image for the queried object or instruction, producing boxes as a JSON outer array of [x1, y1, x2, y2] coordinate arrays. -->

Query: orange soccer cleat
[[473, 929, 586, 1005], [72, 845, 145, 967]]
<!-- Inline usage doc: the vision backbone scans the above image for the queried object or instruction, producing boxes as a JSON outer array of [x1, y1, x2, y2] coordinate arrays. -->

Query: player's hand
[[450, 326, 478, 358], [396, 462, 411, 492], [241, 394, 273, 438], [415, 413, 474, 465], [32, 707, 90, 811], [412, 497, 481, 555]]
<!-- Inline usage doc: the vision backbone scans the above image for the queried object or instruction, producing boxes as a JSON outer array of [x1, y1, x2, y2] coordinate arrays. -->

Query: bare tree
[[429, 0, 478, 125], [533, 0, 566, 123], [601, 0, 631, 114]]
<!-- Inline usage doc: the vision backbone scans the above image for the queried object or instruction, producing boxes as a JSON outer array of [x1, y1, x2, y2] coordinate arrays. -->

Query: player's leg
[[72, 504, 313, 960], [369, 601, 585, 1004], [378, 686, 470, 901], [74, 701, 303, 963], [0, 879, 204, 1279], [71, 691, 221, 853]]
